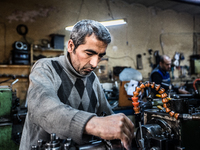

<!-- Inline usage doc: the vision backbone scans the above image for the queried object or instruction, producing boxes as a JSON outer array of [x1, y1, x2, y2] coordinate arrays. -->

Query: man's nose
[[90, 56, 99, 68]]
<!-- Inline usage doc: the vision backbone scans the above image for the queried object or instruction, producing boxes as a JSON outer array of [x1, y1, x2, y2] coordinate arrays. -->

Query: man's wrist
[[84, 116, 99, 136]]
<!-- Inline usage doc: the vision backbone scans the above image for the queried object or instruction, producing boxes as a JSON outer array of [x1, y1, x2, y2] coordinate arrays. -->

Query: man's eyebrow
[[85, 49, 97, 54], [85, 49, 106, 56]]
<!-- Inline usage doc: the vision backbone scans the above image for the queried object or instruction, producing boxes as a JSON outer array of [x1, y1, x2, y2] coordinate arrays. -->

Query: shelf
[[30, 45, 64, 66], [33, 49, 64, 56], [33, 49, 64, 52], [0, 65, 30, 68], [0, 65, 30, 76]]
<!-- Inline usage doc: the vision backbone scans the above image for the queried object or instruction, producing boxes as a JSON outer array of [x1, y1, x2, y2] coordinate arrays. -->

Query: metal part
[[168, 85, 171, 98], [31, 145, 37, 150], [176, 147, 185, 150], [134, 79, 200, 150], [78, 140, 107, 150], [150, 147, 160, 150], [10, 79, 19, 89], [31, 133, 123, 150], [136, 108, 200, 150], [45, 133, 61, 150], [136, 123, 163, 149], [138, 122, 145, 150]]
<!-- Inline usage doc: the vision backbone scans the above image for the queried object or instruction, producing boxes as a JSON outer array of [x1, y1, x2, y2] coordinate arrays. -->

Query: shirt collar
[[158, 65, 167, 75]]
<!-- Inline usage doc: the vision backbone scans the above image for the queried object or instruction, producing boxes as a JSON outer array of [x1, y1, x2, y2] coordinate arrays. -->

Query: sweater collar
[[60, 52, 92, 78]]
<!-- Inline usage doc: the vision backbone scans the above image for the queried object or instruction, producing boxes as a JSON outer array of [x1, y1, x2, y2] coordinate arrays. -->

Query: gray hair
[[70, 19, 111, 50]]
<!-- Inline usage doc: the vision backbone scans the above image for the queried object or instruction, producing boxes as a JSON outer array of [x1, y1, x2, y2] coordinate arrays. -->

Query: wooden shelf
[[0, 65, 30, 68], [33, 49, 64, 52], [0, 46, 65, 104], [30, 45, 64, 65], [0, 65, 31, 76]]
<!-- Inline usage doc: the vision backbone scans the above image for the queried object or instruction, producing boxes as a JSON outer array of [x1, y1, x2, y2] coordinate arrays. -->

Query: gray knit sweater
[[19, 54, 113, 150]]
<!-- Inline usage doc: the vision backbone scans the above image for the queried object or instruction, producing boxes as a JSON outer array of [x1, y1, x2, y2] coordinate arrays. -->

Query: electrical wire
[[106, 0, 114, 20], [16, 24, 29, 44]]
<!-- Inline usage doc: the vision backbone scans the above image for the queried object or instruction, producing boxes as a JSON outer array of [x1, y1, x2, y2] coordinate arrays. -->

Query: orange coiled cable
[[131, 81, 180, 120], [193, 78, 200, 94]]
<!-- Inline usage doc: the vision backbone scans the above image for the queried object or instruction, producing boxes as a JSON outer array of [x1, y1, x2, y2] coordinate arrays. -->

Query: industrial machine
[[31, 79, 200, 150], [132, 79, 200, 150], [0, 76, 26, 150], [31, 133, 123, 150], [30, 110, 124, 150]]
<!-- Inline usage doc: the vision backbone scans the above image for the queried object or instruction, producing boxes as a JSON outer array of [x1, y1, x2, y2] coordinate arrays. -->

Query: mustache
[[83, 64, 96, 70], [91, 66, 96, 70]]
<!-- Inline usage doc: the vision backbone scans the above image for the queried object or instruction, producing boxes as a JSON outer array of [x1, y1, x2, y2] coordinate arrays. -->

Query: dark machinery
[[132, 79, 200, 150], [0, 77, 19, 149], [0, 76, 27, 150], [31, 133, 123, 150], [30, 112, 123, 150]]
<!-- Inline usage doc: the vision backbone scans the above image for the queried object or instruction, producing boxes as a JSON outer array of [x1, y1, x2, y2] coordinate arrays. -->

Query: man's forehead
[[164, 57, 171, 63]]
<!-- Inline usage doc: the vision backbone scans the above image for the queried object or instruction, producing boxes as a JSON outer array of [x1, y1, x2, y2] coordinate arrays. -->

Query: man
[[19, 20, 134, 150], [150, 55, 189, 96]]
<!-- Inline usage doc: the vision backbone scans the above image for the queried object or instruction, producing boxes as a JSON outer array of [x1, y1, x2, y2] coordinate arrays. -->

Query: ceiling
[[120, 0, 200, 15]]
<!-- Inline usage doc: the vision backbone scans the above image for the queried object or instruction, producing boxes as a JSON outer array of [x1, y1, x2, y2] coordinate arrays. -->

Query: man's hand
[[85, 113, 134, 150], [178, 88, 190, 94]]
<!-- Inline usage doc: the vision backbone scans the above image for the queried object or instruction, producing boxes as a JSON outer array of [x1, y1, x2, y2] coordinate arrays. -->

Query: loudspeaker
[[50, 34, 65, 50], [12, 50, 30, 65], [13, 41, 29, 51]]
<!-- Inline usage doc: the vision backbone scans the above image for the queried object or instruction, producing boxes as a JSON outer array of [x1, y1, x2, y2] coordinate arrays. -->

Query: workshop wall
[[0, 0, 199, 79]]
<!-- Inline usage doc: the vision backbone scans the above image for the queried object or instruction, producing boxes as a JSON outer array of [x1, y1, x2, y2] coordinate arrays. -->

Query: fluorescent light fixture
[[65, 19, 126, 31], [100, 19, 126, 27], [65, 26, 74, 31]]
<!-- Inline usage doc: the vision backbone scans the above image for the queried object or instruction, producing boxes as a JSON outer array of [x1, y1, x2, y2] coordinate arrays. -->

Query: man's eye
[[87, 53, 93, 56], [99, 55, 103, 59]]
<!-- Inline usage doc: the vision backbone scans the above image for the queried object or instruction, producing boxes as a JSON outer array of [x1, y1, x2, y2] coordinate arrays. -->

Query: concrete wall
[[0, 0, 198, 79]]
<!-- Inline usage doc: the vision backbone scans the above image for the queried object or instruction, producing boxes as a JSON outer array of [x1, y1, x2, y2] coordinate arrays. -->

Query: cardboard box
[[118, 81, 133, 107]]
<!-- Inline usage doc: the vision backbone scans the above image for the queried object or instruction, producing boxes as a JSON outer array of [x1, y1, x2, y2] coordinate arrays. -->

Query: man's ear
[[68, 39, 75, 53], [159, 61, 162, 67]]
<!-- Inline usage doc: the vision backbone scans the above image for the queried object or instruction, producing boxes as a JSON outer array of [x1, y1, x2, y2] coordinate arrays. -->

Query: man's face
[[68, 34, 107, 75], [160, 57, 171, 71]]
